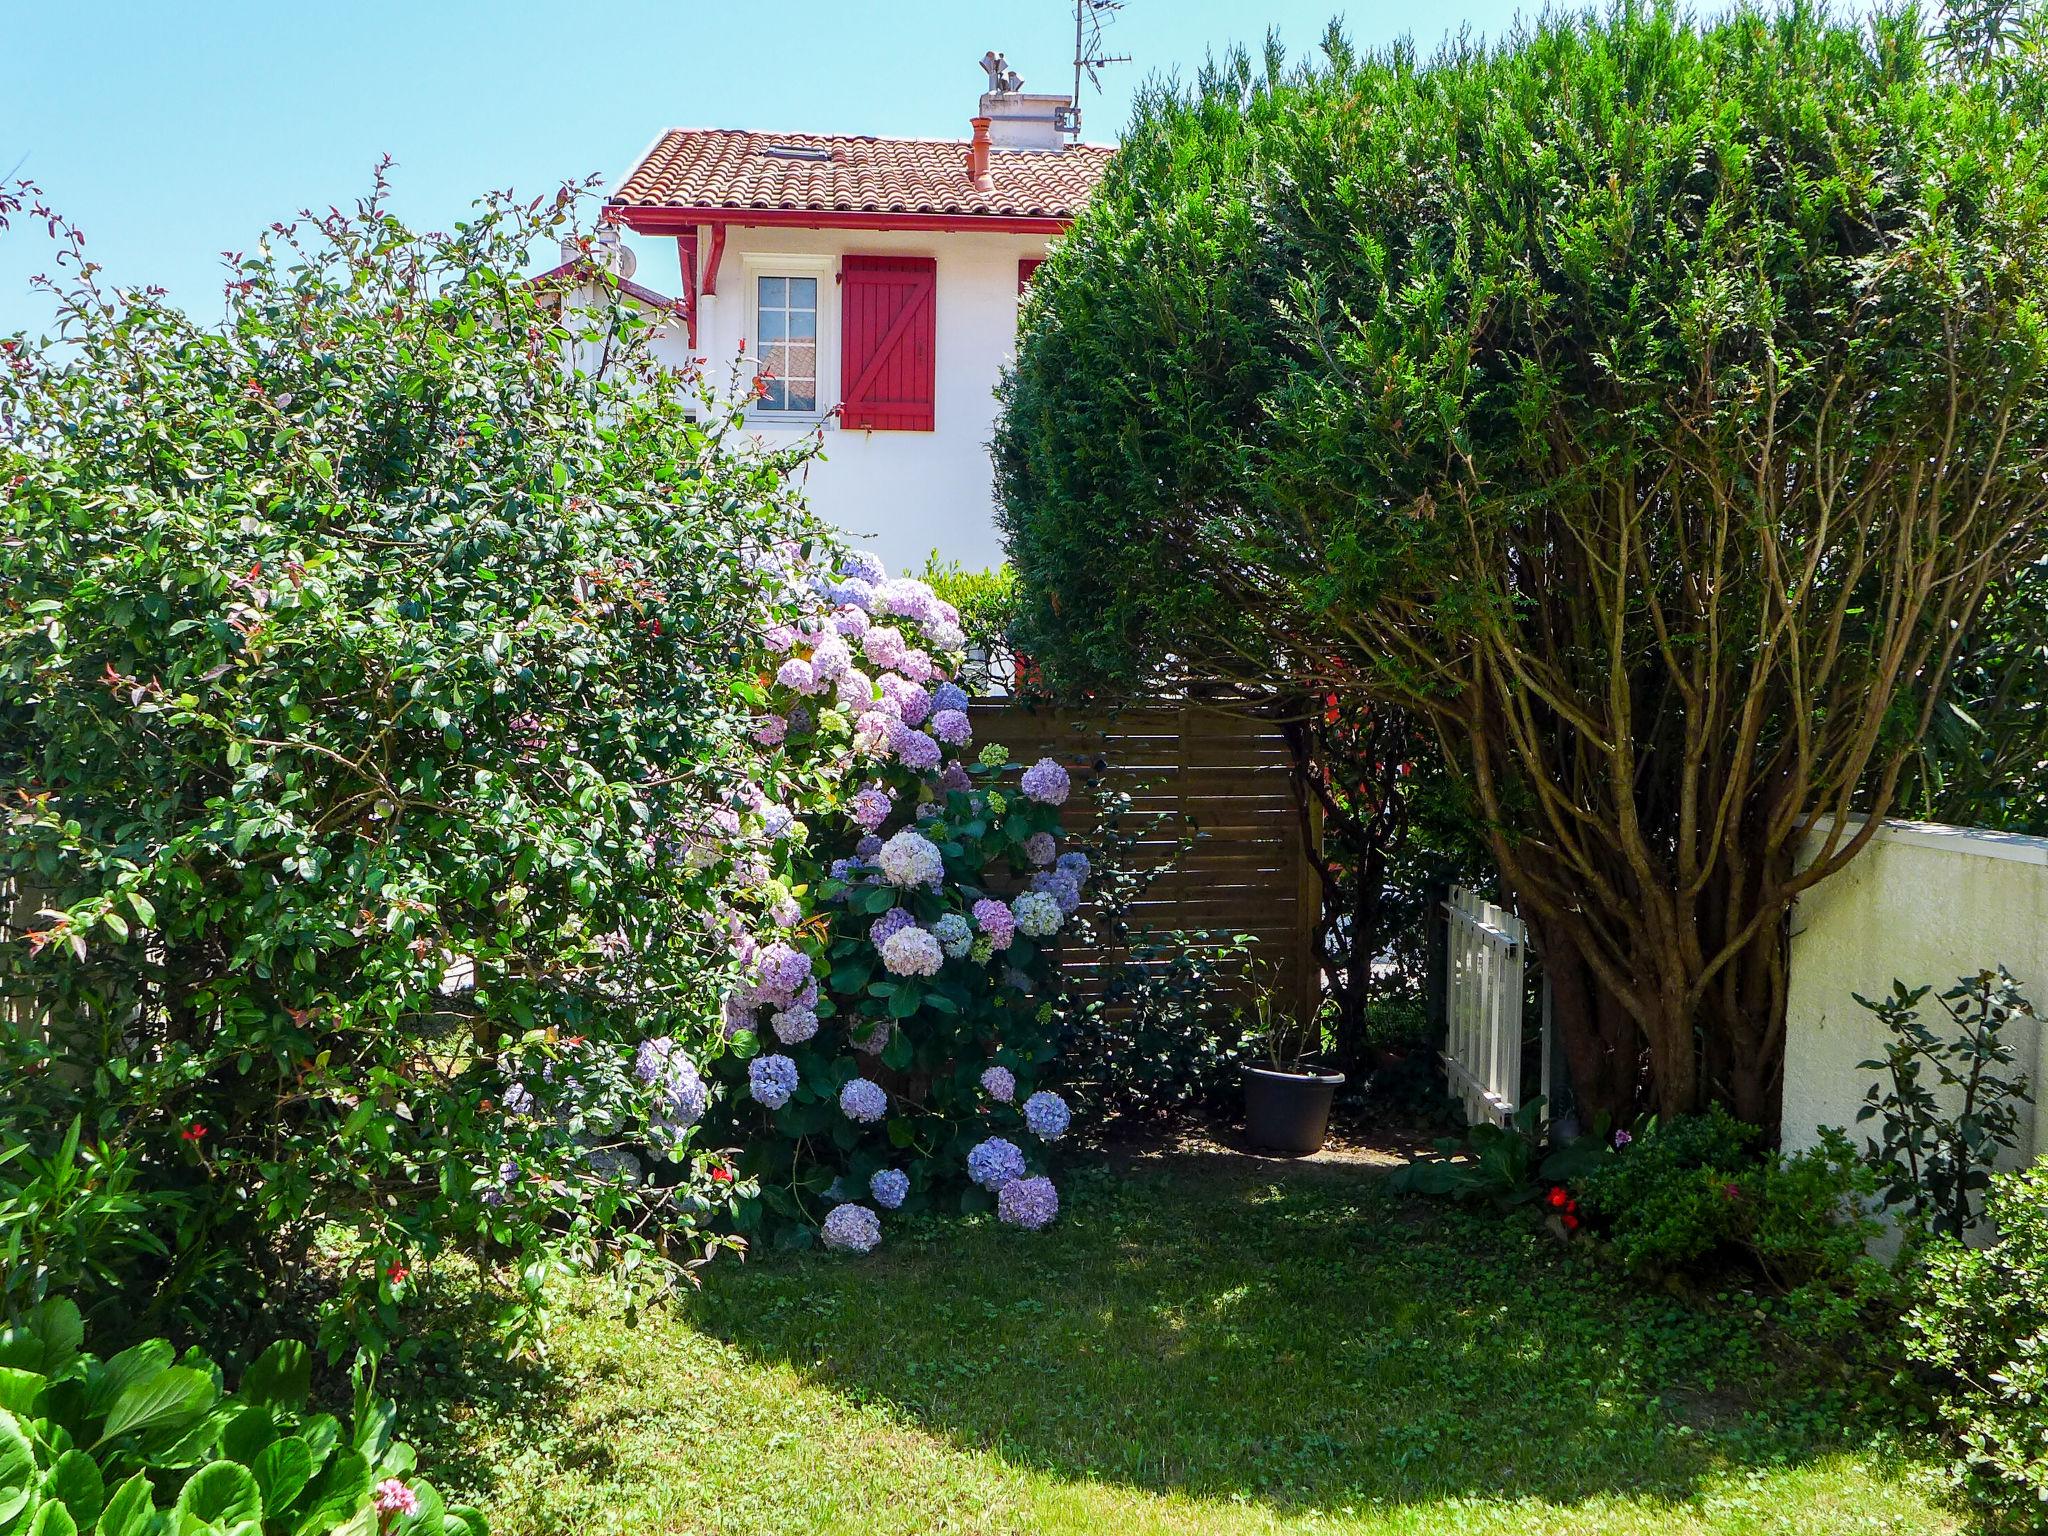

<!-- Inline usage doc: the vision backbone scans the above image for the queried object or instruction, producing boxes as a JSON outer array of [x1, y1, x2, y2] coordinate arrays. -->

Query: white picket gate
[[1441, 887, 1547, 1127]]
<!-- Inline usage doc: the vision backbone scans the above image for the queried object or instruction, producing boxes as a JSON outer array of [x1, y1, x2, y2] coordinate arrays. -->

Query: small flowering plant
[[698, 551, 1085, 1248]]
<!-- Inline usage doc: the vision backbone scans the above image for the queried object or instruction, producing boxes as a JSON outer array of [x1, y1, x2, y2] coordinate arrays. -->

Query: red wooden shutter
[[1017, 257, 1043, 293], [839, 255, 935, 431]]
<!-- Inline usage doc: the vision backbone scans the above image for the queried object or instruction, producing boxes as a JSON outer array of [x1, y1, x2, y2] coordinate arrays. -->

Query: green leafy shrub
[[1575, 1114, 1886, 1321], [1900, 1158, 2048, 1528], [0, 1295, 481, 1535], [1, 176, 785, 1352], [1856, 970, 2036, 1239], [996, 4, 2048, 1127], [1577, 1108, 1761, 1271], [0, 1122, 178, 1327]]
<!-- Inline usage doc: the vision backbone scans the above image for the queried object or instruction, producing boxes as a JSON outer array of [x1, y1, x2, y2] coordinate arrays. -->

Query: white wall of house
[[624, 224, 1050, 577], [1781, 819, 2048, 1176]]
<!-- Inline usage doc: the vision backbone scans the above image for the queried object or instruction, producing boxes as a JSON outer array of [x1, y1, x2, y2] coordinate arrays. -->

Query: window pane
[[758, 310, 786, 343], [784, 340, 816, 382], [758, 276, 786, 308], [788, 305, 816, 339], [789, 277, 817, 309], [759, 378, 786, 411], [787, 385, 816, 412]]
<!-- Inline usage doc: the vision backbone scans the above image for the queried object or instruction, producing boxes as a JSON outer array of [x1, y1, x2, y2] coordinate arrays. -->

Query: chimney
[[975, 50, 1069, 152], [966, 116, 994, 192]]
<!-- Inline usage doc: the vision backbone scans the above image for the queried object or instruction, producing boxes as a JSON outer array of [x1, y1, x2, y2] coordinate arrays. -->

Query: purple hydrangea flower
[[870, 1168, 909, 1209], [821, 1202, 883, 1253], [1033, 869, 1084, 915], [932, 681, 970, 713], [1011, 889, 1062, 939], [851, 712, 894, 758], [931, 708, 971, 746], [785, 704, 814, 735], [755, 942, 814, 1005], [1023, 1089, 1071, 1141], [772, 1006, 819, 1044], [972, 897, 1016, 950], [1055, 850, 1091, 884], [880, 925, 943, 977], [925, 618, 966, 652], [938, 762, 972, 793], [634, 1037, 709, 1129], [763, 623, 798, 653], [897, 649, 935, 684], [1023, 831, 1057, 866], [980, 1065, 1017, 1103], [775, 657, 818, 695], [1614, 1129, 1634, 1149], [997, 1175, 1059, 1230], [749, 1053, 799, 1109], [753, 714, 787, 747], [966, 1136, 1027, 1190], [810, 634, 853, 682], [878, 829, 943, 887], [887, 678, 933, 727], [863, 626, 909, 670], [850, 785, 893, 831], [851, 1018, 893, 1055], [891, 724, 942, 771], [502, 1081, 536, 1117], [836, 666, 876, 710], [1020, 757, 1071, 805], [840, 1076, 889, 1123], [833, 604, 871, 639], [838, 549, 888, 584], [870, 907, 917, 948]]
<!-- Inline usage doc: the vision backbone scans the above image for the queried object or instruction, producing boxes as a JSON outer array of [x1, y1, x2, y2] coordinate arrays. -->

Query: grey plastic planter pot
[[1243, 1064, 1346, 1155]]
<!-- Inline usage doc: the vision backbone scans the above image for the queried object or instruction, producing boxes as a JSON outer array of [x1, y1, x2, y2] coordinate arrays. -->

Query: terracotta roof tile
[[610, 129, 1112, 222]]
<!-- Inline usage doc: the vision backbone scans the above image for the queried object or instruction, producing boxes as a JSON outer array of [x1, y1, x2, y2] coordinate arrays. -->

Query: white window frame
[[741, 252, 837, 428]]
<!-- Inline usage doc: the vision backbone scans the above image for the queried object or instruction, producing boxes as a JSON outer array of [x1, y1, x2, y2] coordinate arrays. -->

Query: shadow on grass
[[684, 1140, 1878, 1518]]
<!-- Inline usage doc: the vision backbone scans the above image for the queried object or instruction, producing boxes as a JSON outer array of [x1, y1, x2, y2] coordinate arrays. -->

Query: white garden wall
[[1781, 819, 2048, 1171]]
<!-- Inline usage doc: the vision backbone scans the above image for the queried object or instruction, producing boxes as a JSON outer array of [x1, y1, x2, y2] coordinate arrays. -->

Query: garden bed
[[396, 1138, 1949, 1535]]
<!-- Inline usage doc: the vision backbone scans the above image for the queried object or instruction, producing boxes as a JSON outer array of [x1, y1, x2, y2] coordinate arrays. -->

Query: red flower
[[180, 1122, 208, 1142], [710, 1166, 733, 1183], [1563, 1213, 1581, 1231], [386, 1262, 408, 1284], [1722, 1182, 1742, 1202], [1566, 1199, 1579, 1215], [1545, 1185, 1568, 1209]]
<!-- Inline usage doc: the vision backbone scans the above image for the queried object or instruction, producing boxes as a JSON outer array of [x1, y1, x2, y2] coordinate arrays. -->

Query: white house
[[575, 73, 1111, 574]]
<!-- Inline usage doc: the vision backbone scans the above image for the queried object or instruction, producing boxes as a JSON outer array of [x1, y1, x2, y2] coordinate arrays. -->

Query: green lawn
[[398, 1140, 1953, 1536]]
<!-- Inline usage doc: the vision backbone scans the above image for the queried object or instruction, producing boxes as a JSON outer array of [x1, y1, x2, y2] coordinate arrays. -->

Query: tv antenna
[[1059, 0, 1130, 140]]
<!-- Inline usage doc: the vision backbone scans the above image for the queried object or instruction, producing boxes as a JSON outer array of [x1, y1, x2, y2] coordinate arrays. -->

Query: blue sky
[[0, 0, 1538, 334]]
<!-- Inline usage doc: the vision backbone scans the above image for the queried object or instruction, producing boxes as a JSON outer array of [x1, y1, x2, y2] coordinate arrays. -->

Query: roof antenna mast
[[1061, 0, 1130, 141]]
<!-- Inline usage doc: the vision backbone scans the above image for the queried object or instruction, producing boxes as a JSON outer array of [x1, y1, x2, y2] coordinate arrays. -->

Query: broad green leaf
[[27, 1499, 77, 1536], [0, 1372, 45, 1419], [92, 1472, 154, 1536], [213, 1407, 271, 1469], [235, 1342, 309, 1416], [94, 1369, 216, 1450], [171, 1463, 258, 1530], [85, 1345, 172, 1421], [250, 1438, 312, 1516], [289, 1448, 368, 1536], [40, 1452, 103, 1529], [0, 1411, 36, 1525]]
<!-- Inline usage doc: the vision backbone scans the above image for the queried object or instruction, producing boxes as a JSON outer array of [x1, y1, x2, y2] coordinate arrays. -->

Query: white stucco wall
[[613, 224, 1050, 576], [1781, 819, 2048, 1172]]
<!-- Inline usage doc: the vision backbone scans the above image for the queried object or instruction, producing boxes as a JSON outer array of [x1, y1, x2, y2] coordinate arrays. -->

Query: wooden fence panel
[[970, 699, 1320, 1022]]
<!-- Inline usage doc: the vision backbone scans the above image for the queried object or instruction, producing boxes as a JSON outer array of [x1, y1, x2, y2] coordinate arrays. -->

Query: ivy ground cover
[[394, 1145, 1948, 1535]]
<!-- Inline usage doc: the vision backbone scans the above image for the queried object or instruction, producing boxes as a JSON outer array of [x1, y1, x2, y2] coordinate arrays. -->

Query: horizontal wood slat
[[971, 698, 1317, 1019]]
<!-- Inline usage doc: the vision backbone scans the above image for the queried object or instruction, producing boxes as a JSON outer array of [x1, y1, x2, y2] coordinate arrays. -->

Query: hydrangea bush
[[696, 551, 1084, 1248], [0, 175, 792, 1355]]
